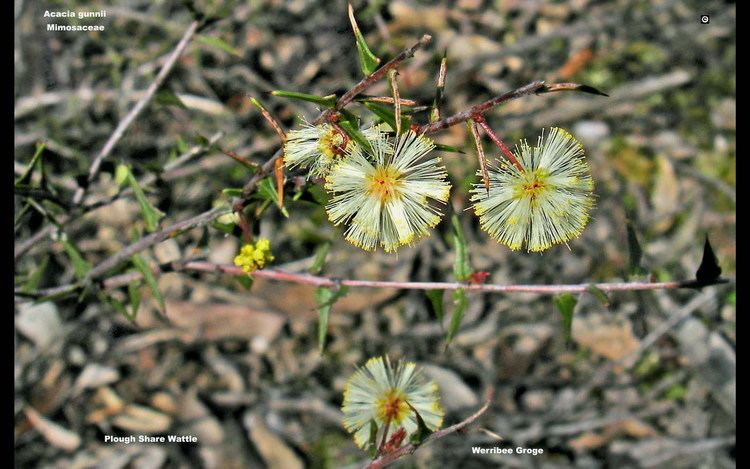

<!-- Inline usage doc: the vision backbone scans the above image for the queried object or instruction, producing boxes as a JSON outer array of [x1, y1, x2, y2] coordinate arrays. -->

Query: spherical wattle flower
[[233, 239, 274, 273], [341, 356, 444, 450], [283, 123, 350, 178], [470, 127, 595, 252], [325, 128, 451, 253]]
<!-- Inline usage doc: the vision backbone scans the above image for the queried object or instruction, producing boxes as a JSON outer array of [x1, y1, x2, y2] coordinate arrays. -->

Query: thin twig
[[82, 207, 230, 285], [220, 147, 260, 171], [357, 96, 419, 106], [72, 20, 200, 205], [474, 116, 523, 171], [419, 81, 546, 134], [250, 98, 287, 142], [430, 53, 448, 123], [239, 35, 432, 201], [314, 34, 432, 124], [467, 121, 490, 193], [14, 132, 222, 261], [21, 258, 717, 301], [389, 70, 401, 135]]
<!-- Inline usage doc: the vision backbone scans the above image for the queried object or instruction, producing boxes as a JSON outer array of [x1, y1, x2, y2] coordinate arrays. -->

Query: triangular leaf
[[451, 215, 470, 281], [256, 177, 289, 217], [367, 419, 379, 459], [363, 102, 411, 134], [696, 236, 722, 284], [554, 293, 577, 342], [22, 256, 50, 293], [626, 221, 646, 277], [434, 143, 465, 154], [681, 236, 728, 289], [62, 239, 92, 280], [118, 165, 165, 232], [236, 275, 254, 290], [221, 188, 244, 198], [131, 253, 165, 313], [15, 142, 46, 187], [127, 281, 141, 321], [271, 90, 337, 108], [196, 34, 241, 57], [446, 288, 467, 344], [348, 3, 381, 76], [337, 118, 373, 154], [309, 242, 331, 275], [426, 289, 444, 325], [315, 286, 350, 352], [586, 284, 610, 307], [406, 401, 434, 445], [539, 82, 609, 97], [155, 88, 187, 109]]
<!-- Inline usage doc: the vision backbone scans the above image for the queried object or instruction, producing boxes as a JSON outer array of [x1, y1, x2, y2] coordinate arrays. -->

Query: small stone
[[422, 364, 479, 411], [73, 364, 120, 393], [16, 302, 62, 349]]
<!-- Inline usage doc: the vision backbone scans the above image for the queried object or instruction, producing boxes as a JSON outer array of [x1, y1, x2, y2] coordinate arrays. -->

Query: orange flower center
[[318, 128, 347, 159], [515, 169, 551, 206], [375, 388, 409, 424], [366, 166, 402, 204]]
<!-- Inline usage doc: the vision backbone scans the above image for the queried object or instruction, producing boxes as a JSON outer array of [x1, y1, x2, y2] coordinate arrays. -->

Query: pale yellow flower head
[[342, 356, 444, 450], [325, 127, 451, 253], [233, 239, 274, 273], [470, 127, 595, 252], [284, 122, 370, 178]]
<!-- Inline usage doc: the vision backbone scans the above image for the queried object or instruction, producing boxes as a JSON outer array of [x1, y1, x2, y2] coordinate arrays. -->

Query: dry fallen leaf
[[573, 315, 640, 361], [112, 404, 172, 434], [244, 413, 304, 469], [23, 406, 81, 452], [136, 300, 286, 342]]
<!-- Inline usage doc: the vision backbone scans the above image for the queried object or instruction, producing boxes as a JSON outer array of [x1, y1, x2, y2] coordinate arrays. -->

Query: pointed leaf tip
[[695, 236, 722, 285], [539, 82, 609, 97], [348, 3, 381, 76]]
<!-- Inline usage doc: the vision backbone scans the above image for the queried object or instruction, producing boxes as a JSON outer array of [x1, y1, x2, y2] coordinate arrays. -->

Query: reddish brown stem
[[115, 261, 686, 294], [19, 258, 723, 300], [418, 81, 545, 135], [314, 34, 432, 125], [467, 120, 490, 193], [473, 115, 524, 171], [378, 416, 392, 456], [221, 148, 260, 171]]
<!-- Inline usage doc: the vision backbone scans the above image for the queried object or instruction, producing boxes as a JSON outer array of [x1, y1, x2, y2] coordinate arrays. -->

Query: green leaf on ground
[[131, 254, 165, 313], [196, 34, 241, 56], [117, 165, 165, 232], [15, 142, 46, 187], [155, 88, 187, 109], [62, 239, 92, 280]]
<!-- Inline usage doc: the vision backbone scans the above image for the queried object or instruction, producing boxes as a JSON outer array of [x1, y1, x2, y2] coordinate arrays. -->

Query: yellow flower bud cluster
[[233, 239, 274, 273]]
